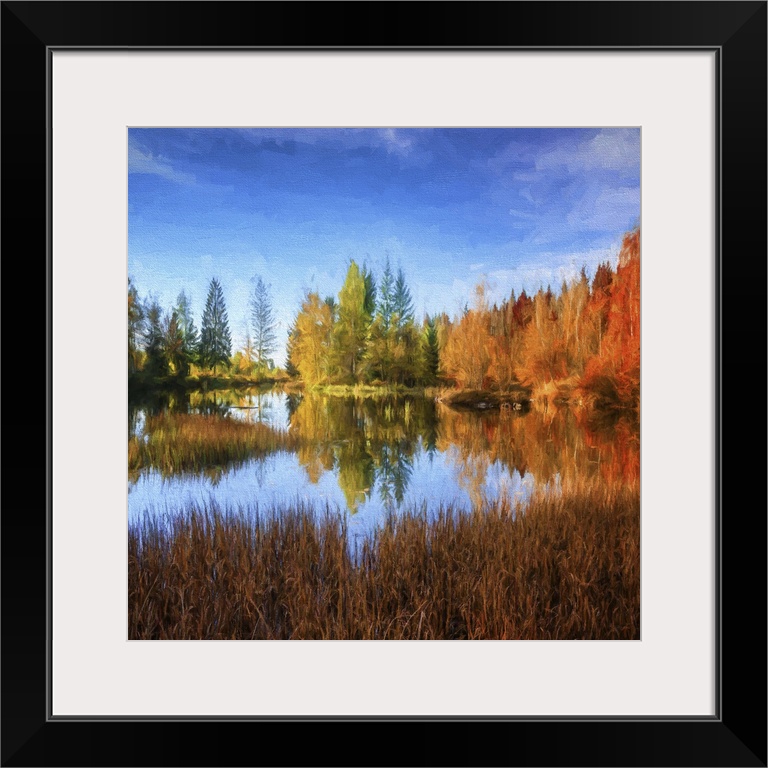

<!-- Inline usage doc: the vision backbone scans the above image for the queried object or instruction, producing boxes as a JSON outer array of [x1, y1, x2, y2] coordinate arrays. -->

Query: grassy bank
[[129, 412, 298, 473], [436, 386, 531, 410], [129, 483, 639, 640], [129, 371, 288, 394], [310, 383, 433, 398]]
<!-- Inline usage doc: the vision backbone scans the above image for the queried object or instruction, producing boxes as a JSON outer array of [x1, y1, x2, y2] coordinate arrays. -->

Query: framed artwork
[[4, 1, 764, 765]]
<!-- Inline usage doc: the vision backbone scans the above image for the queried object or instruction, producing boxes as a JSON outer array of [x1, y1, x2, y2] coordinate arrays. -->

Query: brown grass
[[128, 412, 298, 474], [129, 482, 639, 640]]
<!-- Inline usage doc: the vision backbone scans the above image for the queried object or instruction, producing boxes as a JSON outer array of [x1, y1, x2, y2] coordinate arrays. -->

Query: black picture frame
[[3, 2, 765, 765]]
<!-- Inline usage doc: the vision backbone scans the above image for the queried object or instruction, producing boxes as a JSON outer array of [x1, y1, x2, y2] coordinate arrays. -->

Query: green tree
[[175, 290, 199, 367], [128, 278, 144, 374], [362, 264, 377, 317], [393, 267, 414, 327], [332, 261, 371, 382], [163, 310, 189, 377], [143, 298, 168, 378], [284, 321, 299, 378], [377, 256, 395, 330], [421, 314, 440, 383], [249, 275, 277, 373], [199, 278, 232, 373], [389, 267, 418, 385]]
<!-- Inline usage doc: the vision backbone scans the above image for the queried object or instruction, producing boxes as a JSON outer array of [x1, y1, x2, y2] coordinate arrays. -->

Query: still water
[[128, 388, 638, 540]]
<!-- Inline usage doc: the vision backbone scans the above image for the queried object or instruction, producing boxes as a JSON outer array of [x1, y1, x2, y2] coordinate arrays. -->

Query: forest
[[129, 227, 639, 411]]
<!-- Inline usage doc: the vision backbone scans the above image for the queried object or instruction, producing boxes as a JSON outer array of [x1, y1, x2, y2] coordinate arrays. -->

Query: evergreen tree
[[199, 277, 232, 373], [175, 290, 199, 367], [324, 295, 338, 322], [284, 321, 299, 378], [163, 310, 189, 377], [377, 256, 395, 330], [249, 275, 277, 371], [143, 298, 168, 378], [393, 267, 414, 328], [362, 264, 377, 317], [422, 315, 440, 383]]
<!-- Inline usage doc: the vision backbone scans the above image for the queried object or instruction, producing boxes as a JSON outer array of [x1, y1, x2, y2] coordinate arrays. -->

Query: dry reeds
[[129, 482, 639, 640], [128, 412, 298, 474]]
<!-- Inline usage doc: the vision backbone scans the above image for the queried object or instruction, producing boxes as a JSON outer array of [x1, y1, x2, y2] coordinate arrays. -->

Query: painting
[[128, 127, 640, 640]]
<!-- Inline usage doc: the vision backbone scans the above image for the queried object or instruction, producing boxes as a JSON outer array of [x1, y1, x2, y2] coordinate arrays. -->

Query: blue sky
[[128, 127, 639, 366]]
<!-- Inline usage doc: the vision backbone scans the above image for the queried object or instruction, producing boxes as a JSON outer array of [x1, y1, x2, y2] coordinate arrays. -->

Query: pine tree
[[199, 277, 232, 373], [393, 267, 414, 328], [284, 321, 299, 378], [175, 290, 199, 367], [422, 315, 440, 383], [163, 310, 188, 377], [362, 264, 377, 317], [143, 298, 168, 378], [377, 257, 395, 330], [249, 275, 277, 372]]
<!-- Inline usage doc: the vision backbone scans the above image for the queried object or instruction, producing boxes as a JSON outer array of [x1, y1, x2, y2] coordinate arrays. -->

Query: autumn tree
[[292, 291, 333, 385], [199, 277, 232, 374], [232, 329, 256, 376], [517, 286, 567, 388], [442, 284, 492, 389], [586, 261, 614, 358], [332, 261, 371, 382], [583, 228, 640, 405]]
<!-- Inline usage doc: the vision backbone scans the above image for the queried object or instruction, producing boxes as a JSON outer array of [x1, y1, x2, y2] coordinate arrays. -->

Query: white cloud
[[486, 245, 622, 300], [128, 139, 195, 184], [537, 129, 640, 174], [567, 187, 640, 231], [379, 128, 413, 156]]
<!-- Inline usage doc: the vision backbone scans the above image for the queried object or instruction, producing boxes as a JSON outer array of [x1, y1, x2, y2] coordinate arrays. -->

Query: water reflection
[[129, 388, 639, 536]]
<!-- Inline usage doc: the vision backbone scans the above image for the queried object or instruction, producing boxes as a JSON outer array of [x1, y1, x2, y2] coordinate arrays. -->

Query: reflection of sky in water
[[128, 388, 636, 545], [223, 391, 291, 431], [128, 444, 537, 541]]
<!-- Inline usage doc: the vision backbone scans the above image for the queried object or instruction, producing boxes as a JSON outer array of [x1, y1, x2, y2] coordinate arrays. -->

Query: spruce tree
[[422, 315, 440, 383], [143, 298, 168, 378], [199, 277, 232, 373], [377, 257, 395, 330], [249, 276, 277, 371], [175, 290, 199, 368], [393, 267, 414, 327]]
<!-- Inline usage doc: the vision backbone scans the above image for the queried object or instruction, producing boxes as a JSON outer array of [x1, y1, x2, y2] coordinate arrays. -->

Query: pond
[[128, 387, 639, 542]]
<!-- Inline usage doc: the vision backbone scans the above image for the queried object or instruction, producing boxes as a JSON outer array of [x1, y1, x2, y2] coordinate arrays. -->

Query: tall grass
[[128, 412, 298, 474], [314, 383, 427, 397], [129, 483, 639, 640]]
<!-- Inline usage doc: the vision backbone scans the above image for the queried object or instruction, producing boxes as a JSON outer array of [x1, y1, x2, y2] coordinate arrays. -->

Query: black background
[[2, 2, 765, 766]]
